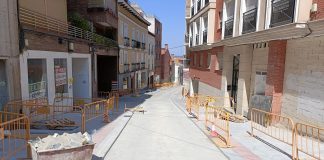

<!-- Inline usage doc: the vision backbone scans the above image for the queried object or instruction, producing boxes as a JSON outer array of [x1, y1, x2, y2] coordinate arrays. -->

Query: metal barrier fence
[[205, 106, 231, 147], [0, 112, 31, 160], [97, 91, 119, 111], [251, 108, 295, 159], [295, 123, 324, 160], [154, 83, 174, 88], [4, 97, 113, 135]]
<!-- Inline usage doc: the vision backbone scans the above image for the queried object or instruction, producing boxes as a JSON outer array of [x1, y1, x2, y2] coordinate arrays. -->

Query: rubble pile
[[30, 132, 93, 152]]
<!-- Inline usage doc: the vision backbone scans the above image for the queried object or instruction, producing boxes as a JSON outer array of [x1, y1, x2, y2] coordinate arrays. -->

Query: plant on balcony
[[68, 12, 92, 31]]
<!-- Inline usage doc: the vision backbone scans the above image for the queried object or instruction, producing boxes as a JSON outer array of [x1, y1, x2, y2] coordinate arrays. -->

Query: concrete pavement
[[104, 87, 228, 160]]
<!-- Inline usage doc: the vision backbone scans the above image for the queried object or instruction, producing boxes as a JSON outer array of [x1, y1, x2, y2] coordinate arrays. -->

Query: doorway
[[0, 60, 8, 110], [231, 55, 240, 111], [72, 58, 90, 98], [97, 55, 117, 92]]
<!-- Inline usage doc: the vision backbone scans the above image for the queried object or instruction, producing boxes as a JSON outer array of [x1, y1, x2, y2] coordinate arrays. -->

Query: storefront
[[20, 51, 92, 104]]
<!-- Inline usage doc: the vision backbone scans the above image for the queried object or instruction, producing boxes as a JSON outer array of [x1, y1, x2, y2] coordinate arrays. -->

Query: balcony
[[136, 41, 141, 49], [205, 0, 209, 5], [203, 30, 207, 44], [132, 40, 136, 48], [141, 43, 146, 50], [190, 36, 193, 47], [242, 8, 257, 34], [19, 7, 118, 47], [195, 34, 200, 45], [124, 37, 130, 47], [224, 17, 234, 38], [124, 64, 130, 72], [141, 62, 145, 69], [197, 0, 201, 11], [270, 0, 295, 28]]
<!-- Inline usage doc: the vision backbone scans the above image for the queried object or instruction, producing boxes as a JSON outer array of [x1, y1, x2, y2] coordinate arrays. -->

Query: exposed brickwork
[[266, 40, 287, 114], [189, 46, 223, 90], [311, 0, 324, 20], [24, 31, 90, 54]]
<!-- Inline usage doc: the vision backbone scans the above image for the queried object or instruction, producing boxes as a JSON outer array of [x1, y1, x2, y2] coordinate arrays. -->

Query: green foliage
[[68, 12, 91, 31]]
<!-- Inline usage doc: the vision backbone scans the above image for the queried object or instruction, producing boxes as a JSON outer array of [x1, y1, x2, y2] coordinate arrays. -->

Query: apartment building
[[67, 0, 119, 94], [145, 15, 162, 83], [18, 0, 117, 103], [186, 0, 324, 127], [186, 0, 224, 96], [117, 0, 150, 91], [147, 32, 155, 88], [0, 0, 21, 110], [160, 44, 172, 83]]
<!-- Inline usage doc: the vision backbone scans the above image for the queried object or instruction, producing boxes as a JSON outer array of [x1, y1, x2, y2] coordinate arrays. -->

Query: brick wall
[[311, 0, 324, 20], [189, 46, 223, 90], [214, 0, 223, 41], [282, 36, 324, 128], [266, 40, 287, 114]]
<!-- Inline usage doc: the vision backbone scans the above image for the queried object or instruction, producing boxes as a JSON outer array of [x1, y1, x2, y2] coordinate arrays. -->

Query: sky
[[132, 0, 186, 56]]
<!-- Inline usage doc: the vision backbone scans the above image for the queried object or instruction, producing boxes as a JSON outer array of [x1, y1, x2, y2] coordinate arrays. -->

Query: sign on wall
[[55, 66, 67, 87]]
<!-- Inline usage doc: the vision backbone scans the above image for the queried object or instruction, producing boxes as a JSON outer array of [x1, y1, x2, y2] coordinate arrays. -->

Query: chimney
[[165, 44, 168, 50]]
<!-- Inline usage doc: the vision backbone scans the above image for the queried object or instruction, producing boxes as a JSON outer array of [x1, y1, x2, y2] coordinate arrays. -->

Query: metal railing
[[203, 30, 207, 44], [132, 40, 136, 48], [242, 8, 257, 34], [189, 36, 193, 47], [124, 37, 130, 47], [205, 0, 209, 5], [195, 34, 200, 45], [205, 106, 231, 147], [197, 0, 201, 11], [0, 112, 31, 160], [270, 0, 295, 27], [295, 123, 324, 160], [251, 108, 295, 159], [191, 6, 195, 16], [124, 64, 130, 72], [19, 7, 117, 47], [141, 62, 145, 69], [224, 17, 234, 38], [141, 43, 146, 49]]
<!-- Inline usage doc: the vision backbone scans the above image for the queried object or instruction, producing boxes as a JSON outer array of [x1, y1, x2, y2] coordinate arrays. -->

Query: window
[[216, 52, 223, 70], [54, 59, 68, 97], [28, 59, 48, 99], [207, 53, 211, 69], [123, 23, 128, 37], [199, 54, 203, 67], [254, 71, 267, 95]]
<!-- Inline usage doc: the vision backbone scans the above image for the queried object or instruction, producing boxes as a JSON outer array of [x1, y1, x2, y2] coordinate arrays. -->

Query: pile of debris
[[29, 132, 93, 152]]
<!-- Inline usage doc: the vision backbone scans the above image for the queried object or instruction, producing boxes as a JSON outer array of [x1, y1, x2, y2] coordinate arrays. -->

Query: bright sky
[[132, 0, 186, 56]]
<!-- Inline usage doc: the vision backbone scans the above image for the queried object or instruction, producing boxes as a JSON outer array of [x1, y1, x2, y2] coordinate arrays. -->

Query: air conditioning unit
[[311, 3, 318, 13]]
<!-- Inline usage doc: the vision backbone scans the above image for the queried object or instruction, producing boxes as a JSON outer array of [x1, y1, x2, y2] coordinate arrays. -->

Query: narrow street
[[104, 86, 228, 160]]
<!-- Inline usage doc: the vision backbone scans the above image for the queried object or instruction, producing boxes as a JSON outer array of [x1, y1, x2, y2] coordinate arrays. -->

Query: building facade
[[160, 44, 172, 83], [147, 32, 156, 88], [18, 0, 117, 103], [117, 0, 150, 92], [0, 0, 21, 110], [67, 0, 119, 95], [186, 0, 324, 128], [145, 15, 162, 84]]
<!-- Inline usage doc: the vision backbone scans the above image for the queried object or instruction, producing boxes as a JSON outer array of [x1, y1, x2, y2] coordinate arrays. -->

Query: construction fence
[[0, 112, 30, 160], [185, 93, 324, 159]]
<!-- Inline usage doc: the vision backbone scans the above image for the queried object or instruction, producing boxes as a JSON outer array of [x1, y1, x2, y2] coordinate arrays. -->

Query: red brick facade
[[311, 0, 324, 20], [266, 40, 287, 114], [160, 45, 171, 82], [214, 0, 223, 41], [189, 46, 223, 90]]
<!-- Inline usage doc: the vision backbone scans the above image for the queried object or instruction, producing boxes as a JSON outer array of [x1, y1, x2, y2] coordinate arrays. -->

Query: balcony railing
[[242, 8, 257, 34], [197, 0, 201, 11], [136, 41, 141, 49], [124, 37, 130, 47], [132, 40, 136, 48], [205, 0, 209, 5], [141, 62, 145, 69], [270, 0, 295, 27], [190, 36, 193, 47], [203, 30, 207, 44], [124, 64, 130, 72], [141, 43, 146, 49], [191, 6, 195, 16], [224, 17, 234, 38], [196, 34, 200, 45], [19, 7, 117, 47]]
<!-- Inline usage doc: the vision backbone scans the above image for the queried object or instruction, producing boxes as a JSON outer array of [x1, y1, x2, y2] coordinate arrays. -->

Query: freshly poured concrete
[[104, 87, 228, 160]]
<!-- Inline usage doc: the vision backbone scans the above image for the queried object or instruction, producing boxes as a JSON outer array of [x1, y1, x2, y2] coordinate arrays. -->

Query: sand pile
[[30, 132, 93, 152]]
